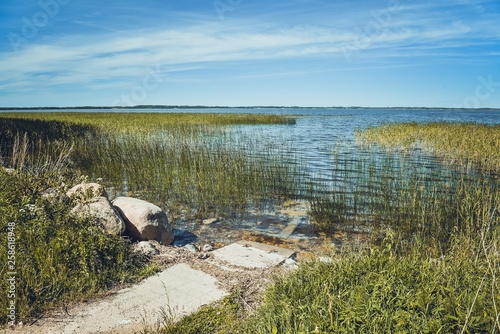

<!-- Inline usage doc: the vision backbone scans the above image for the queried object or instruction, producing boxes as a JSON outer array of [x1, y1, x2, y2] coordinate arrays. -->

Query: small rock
[[202, 218, 219, 225], [202, 244, 213, 252], [2, 167, 16, 174], [198, 253, 210, 260], [184, 244, 197, 253], [284, 258, 299, 270], [134, 241, 159, 257], [67, 182, 108, 201]]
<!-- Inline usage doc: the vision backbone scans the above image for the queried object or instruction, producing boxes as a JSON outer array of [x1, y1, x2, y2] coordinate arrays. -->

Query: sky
[[0, 0, 499, 108]]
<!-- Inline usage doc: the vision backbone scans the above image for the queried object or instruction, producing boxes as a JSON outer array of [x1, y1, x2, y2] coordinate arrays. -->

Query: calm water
[[197, 108, 500, 190]]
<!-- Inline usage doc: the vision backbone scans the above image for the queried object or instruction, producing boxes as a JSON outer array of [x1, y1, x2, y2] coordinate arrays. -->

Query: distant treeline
[[1, 106, 500, 111]]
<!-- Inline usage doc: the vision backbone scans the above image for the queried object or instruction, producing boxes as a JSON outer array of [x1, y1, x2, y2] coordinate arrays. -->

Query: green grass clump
[[242, 234, 500, 333], [0, 165, 153, 324], [356, 122, 500, 174], [156, 291, 244, 334]]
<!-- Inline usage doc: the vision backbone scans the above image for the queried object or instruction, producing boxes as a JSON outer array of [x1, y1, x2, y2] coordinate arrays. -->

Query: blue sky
[[0, 0, 499, 108]]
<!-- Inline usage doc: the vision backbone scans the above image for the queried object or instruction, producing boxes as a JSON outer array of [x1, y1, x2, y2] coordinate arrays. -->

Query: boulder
[[112, 197, 174, 245], [71, 196, 126, 235], [67, 182, 108, 201]]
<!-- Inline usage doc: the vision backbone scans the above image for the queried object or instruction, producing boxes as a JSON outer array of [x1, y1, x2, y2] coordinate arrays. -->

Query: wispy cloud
[[1, 11, 496, 92], [0, 0, 499, 107]]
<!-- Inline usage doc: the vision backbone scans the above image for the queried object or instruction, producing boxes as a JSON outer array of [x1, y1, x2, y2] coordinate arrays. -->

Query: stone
[[202, 244, 213, 252], [211, 240, 296, 269], [71, 196, 126, 235], [67, 182, 108, 201], [113, 197, 174, 245], [202, 218, 219, 225], [2, 167, 16, 174], [184, 244, 198, 253], [134, 241, 159, 257]]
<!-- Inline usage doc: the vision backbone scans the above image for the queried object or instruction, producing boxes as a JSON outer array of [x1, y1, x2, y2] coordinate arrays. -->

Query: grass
[[240, 232, 500, 333], [309, 149, 499, 249], [356, 122, 500, 174], [0, 112, 295, 133]]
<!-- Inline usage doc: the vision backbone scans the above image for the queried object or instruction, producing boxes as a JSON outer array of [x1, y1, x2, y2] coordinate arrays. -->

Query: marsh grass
[[356, 122, 500, 174], [73, 127, 304, 217], [0, 112, 295, 133], [1, 112, 302, 216], [309, 150, 500, 249]]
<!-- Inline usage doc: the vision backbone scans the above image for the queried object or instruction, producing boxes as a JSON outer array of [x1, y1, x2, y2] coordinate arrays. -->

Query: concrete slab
[[54, 263, 227, 334], [280, 222, 298, 238], [212, 240, 295, 269]]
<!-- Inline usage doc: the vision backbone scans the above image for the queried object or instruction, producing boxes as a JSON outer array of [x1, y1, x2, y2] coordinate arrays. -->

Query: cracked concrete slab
[[49, 263, 228, 334]]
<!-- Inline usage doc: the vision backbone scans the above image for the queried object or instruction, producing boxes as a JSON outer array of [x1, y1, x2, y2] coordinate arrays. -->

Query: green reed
[[74, 126, 304, 217], [310, 148, 499, 248], [357, 122, 500, 174], [0, 112, 295, 133]]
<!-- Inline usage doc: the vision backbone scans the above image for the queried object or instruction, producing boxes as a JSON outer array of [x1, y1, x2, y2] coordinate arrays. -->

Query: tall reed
[[309, 149, 499, 248], [356, 122, 500, 174], [74, 126, 304, 217]]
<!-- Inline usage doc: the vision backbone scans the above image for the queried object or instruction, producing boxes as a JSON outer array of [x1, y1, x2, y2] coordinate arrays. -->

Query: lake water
[[183, 108, 500, 193]]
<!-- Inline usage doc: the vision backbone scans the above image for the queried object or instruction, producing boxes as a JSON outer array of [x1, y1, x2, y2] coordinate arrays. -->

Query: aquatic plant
[[356, 122, 500, 174]]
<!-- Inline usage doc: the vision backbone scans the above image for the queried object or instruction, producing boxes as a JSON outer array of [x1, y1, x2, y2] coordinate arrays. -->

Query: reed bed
[[309, 150, 499, 248], [74, 127, 305, 217], [0, 113, 302, 217], [356, 122, 500, 174], [0, 112, 295, 133]]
